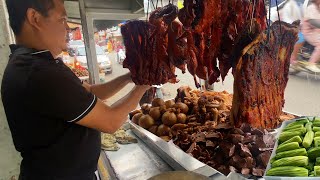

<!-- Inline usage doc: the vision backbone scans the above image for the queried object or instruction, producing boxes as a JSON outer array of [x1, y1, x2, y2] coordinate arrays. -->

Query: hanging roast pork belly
[[231, 21, 299, 129]]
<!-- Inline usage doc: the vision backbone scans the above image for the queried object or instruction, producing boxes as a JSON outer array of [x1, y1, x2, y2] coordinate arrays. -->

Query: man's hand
[[89, 73, 133, 100], [135, 85, 151, 91]]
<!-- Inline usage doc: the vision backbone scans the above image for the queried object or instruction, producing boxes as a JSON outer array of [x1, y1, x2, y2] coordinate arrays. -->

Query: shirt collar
[[9, 44, 54, 60]]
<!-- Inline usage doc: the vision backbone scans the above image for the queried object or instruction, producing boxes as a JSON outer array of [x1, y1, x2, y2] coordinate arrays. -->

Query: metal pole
[[78, 0, 100, 84]]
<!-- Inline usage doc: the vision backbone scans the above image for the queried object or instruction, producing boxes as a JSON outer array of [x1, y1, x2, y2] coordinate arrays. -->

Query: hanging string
[[250, 0, 256, 33], [267, 0, 271, 42], [151, 0, 156, 10], [245, 0, 252, 22], [264, 0, 269, 29], [146, 0, 151, 58], [156, 0, 159, 8], [146, 0, 150, 22], [275, 0, 282, 34]]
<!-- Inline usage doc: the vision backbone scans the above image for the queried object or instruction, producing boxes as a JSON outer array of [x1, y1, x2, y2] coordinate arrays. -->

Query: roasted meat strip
[[178, 0, 221, 86], [168, 20, 188, 73], [178, 0, 267, 86], [218, 0, 267, 82], [121, 20, 155, 85], [231, 21, 299, 129], [121, 4, 180, 85]]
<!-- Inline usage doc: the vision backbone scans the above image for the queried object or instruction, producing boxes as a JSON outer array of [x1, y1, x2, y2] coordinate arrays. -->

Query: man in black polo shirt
[[1, 0, 150, 179]]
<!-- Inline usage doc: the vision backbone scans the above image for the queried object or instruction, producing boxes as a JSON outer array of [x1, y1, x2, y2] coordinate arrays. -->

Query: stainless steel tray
[[129, 121, 251, 180], [130, 110, 299, 180], [264, 116, 320, 180]]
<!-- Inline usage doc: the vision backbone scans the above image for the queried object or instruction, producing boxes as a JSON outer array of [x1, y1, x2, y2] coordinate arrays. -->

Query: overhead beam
[[86, 8, 144, 20], [132, 0, 144, 14], [67, 18, 81, 24], [65, 1, 81, 19], [65, 0, 145, 20]]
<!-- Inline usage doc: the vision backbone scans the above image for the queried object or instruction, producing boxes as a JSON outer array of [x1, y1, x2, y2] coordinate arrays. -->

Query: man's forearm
[[75, 85, 150, 134], [110, 86, 149, 123], [90, 73, 131, 100]]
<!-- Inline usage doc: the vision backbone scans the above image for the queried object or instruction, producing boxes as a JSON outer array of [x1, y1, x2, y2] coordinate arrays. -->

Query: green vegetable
[[315, 140, 320, 147], [279, 136, 302, 146], [306, 162, 315, 171], [315, 131, 320, 137], [282, 127, 307, 135], [266, 166, 309, 176], [286, 119, 309, 127], [277, 142, 300, 153], [297, 127, 307, 134], [316, 157, 320, 166], [314, 117, 320, 121], [313, 122, 320, 127], [284, 124, 304, 131], [315, 166, 320, 176], [313, 127, 320, 132], [313, 121, 320, 127], [296, 118, 310, 122], [279, 131, 305, 142], [308, 147, 320, 160], [271, 156, 308, 167], [274, 148, 307, 160], [276, 142, 299, 153], [310, 171, 315, 177], [305, 122, 313, 132], [303, 131, 315, 148], [313, 117, 320, 126], [314, 136, 320, 142]]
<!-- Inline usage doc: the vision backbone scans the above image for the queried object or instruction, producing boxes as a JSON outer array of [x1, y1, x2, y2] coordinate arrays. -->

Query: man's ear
[[25, 8, 43, 31]]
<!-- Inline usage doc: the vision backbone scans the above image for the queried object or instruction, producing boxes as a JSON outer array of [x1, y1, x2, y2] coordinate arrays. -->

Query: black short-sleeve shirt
[[1, 45, 100, 180]]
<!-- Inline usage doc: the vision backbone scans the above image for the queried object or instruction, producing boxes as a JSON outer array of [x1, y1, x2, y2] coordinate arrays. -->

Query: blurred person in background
[[269, 0, 302, 23], [300, 0, 320, 72], [268, 0, 305, 67]]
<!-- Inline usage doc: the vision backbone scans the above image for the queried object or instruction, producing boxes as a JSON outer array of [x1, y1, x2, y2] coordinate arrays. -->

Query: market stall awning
[[65, 0, 145, 20]]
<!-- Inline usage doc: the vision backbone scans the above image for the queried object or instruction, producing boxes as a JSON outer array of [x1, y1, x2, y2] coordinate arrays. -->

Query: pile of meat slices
[[121, 0, 268, 87], [173, 123, 275, 176]]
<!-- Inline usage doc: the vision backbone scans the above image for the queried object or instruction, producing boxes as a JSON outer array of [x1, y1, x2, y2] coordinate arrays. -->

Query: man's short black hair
[[5, 0, 55, 35]]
